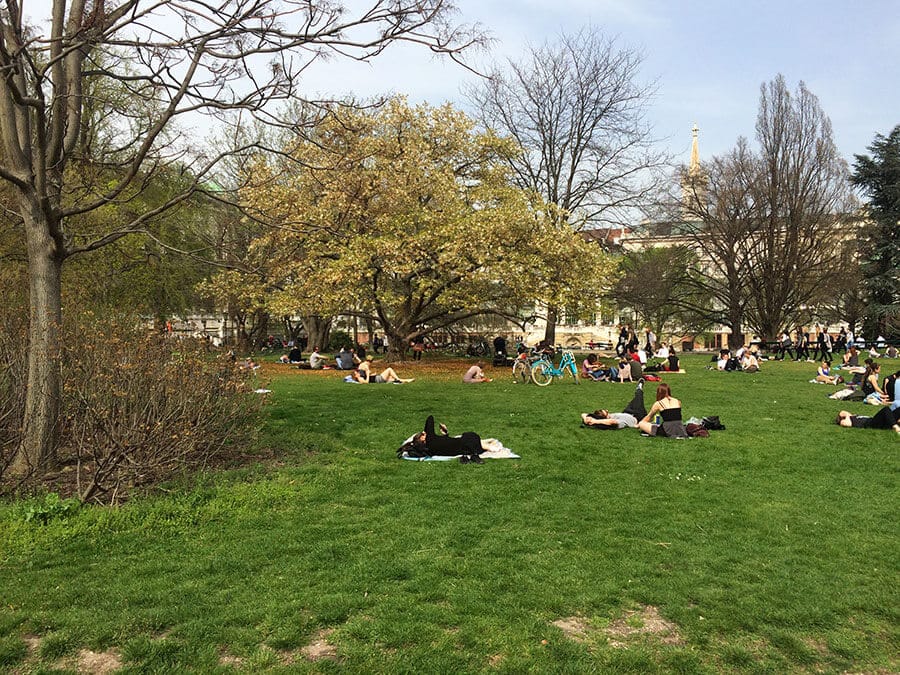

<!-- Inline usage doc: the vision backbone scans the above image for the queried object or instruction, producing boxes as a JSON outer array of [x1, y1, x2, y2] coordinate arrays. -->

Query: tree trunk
[[728, 328, 746, 350], [302, 315, 332, 352], [10, 211, 63, 476], [543, 306, 558, 346]]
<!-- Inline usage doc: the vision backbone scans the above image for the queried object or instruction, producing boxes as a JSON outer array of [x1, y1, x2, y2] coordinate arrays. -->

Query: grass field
[[1, 353, 897, 673]]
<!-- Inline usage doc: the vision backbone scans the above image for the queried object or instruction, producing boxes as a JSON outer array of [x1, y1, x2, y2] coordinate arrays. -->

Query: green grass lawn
[[1, 354, 897, 673]]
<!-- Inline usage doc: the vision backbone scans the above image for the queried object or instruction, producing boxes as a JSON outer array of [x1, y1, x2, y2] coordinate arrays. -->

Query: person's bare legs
[[381, 368, 414, 383], [637, 420, 655, 434]]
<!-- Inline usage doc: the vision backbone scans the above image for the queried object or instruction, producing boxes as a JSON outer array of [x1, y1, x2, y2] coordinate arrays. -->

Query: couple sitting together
[[581, 380, 689, 438]]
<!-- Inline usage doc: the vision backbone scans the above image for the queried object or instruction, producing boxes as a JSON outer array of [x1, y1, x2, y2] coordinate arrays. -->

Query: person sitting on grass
[[741, 350, 760, 373], [665, 345, 680, 372], [637, 382, 689, 438], [353, 356, 414, 384], [862, 362, 888, 404], [335, 346, 356, 370], [835, 407, 900, 433], [309, 346, 327, 370], [581, 380, 647, 429], [617, 358, 632, 383], [885, 369, 900, 411], [815, 359, 843, 385], [581, 353, 606, 380], [463, 361, 492, 383]]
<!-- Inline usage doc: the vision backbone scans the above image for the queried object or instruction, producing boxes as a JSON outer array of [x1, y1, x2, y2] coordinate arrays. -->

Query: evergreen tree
[[852, 126, 900, 338]]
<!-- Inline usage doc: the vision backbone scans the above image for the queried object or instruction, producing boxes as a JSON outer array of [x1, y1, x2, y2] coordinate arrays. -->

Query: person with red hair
[[637, 382, 689, 438]]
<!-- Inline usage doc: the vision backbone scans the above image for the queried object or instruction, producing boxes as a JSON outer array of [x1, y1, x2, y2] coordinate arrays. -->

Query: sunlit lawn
[[1, 353, 897, 673]]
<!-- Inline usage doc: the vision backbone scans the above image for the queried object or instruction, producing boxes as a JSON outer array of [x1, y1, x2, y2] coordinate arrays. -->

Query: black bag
[[701, 416, 726, 431]]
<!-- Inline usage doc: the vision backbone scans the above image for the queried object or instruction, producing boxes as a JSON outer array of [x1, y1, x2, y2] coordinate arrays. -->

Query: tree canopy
[[852, 125, 900, 338], [221, 98, 614, 355]]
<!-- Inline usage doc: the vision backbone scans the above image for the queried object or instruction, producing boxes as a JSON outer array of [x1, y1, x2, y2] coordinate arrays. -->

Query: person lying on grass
[[353, 356, 414, 384], [581, 380, 647, 429], [835, 407, 900, 433], [638, 382, 689, 438], [409, 415, 485, 461]]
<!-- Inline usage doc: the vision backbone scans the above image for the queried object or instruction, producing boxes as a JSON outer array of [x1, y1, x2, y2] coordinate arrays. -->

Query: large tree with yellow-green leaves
[[232, 98, 615, 358]]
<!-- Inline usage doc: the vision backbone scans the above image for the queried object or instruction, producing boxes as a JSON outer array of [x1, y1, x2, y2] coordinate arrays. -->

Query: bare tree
[[466, 27, 664, 345], [0, 0, 482, 476], [744, 76, 854, 339], [675, 76, 853, 346], [675, 138, 759, 349]]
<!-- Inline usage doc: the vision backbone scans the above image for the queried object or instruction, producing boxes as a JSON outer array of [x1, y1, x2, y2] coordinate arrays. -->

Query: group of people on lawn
[[581, 346, 680, 383], [275, 336, 899, 445]]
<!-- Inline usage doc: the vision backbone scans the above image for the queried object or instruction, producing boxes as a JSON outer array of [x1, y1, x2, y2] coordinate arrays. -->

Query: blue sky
[[297, 0, 899, 167]]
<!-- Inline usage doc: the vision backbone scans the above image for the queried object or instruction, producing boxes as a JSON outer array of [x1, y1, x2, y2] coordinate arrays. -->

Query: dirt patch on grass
[[22, 634, 41, 655], [604, 605, 684, 648], [218, 651, 245, 668], [300, 628, 339, 663], [70, 648, 123, 673], [552, 616, 592, 643]]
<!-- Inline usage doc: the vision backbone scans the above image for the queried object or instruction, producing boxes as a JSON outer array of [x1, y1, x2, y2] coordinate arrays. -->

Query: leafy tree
[[0, 0, 481, 475], [852, 125, 900, 338], [237, 98, 615, 358], [611, 246, 710, 346], [466, 27, 664, 345]]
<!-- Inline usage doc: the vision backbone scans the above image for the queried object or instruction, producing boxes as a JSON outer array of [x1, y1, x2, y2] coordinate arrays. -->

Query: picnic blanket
[[398, 436, 520, 461]]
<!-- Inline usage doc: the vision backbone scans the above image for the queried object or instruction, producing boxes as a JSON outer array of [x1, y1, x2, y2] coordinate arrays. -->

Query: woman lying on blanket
[[407, 415, 486, 461]]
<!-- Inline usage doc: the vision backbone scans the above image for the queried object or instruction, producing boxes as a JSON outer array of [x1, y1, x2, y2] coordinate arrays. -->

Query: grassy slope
[[0, 354, 897, 673]]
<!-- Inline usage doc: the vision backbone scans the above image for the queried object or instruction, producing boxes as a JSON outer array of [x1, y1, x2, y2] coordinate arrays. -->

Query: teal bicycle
[[530, 348, 580, 386]]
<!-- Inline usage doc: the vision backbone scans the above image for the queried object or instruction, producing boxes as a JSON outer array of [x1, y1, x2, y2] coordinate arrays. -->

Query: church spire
[[681, 124, 707, 222], [689, 123, 700, 176]]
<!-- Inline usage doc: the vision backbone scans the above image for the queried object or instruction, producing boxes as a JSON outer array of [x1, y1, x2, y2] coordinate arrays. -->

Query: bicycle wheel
[[512, 359, 530, 384], [563, 363, 580, 384], [531, 361, 554, 386]]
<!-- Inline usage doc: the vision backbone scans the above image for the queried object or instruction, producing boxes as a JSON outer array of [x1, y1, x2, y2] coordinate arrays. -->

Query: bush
[[0, 308, 263, 503], [0, 290, 27, 477], [22, 492, 80, 524], [326, 330, 352, 351], [58, 315, 264, 503]]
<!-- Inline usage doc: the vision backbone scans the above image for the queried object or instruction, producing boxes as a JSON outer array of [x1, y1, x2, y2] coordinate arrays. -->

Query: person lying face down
[[581, 381, 648, 429]]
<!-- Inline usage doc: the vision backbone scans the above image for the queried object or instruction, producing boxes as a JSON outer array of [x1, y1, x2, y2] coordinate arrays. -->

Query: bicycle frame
[[531, 349, 579, 385]]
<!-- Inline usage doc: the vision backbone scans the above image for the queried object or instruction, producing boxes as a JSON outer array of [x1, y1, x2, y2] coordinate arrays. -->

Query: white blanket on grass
[[399, 436, 520, 461]]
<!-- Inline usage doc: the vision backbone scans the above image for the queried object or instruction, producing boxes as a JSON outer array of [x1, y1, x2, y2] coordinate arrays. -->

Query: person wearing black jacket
[[411, 415, 484, 458]]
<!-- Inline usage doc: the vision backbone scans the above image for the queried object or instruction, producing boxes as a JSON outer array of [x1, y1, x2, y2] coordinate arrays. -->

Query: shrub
[[0, 288, 27, 477], [0, 308, 263, 503], [326, 330, 352, 351], [22, 492, 80, 524], [58, 314, 264, 503]]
